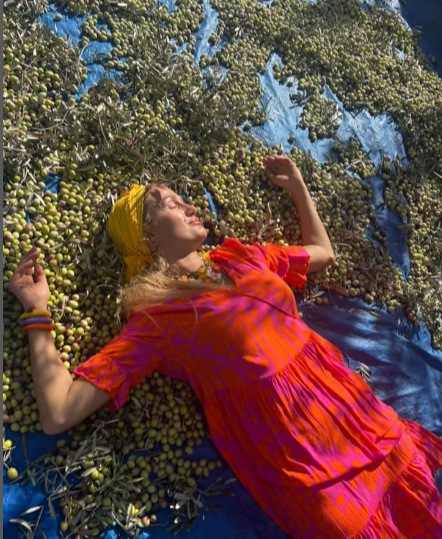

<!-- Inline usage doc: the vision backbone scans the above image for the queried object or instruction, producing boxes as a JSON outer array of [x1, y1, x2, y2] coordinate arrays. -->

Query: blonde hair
[[118, 182, 235, 320]]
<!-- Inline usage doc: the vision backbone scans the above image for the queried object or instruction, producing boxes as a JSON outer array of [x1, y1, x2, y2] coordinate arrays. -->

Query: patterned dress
[[73, 238, 442, 538]]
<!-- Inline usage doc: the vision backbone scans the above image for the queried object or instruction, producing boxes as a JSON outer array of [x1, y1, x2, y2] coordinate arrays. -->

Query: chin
[[197, 227, 209, 242]]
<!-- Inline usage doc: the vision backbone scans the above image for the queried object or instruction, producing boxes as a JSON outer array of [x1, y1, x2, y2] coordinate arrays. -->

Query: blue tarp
[[4, 1, 442, 538]]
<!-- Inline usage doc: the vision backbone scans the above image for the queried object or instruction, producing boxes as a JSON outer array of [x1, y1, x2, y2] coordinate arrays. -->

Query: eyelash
[[168, 200, 187, 209]]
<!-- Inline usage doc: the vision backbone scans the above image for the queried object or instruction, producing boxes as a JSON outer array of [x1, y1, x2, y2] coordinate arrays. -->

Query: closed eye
[[168, 201, 182, 209], [169, 200, 188, 210]]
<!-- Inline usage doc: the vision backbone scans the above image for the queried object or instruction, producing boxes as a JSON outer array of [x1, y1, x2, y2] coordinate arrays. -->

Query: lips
[[189, 219, 202, 226]]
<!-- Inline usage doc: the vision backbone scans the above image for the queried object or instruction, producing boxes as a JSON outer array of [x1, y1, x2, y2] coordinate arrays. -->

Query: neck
[[166, 250, 204, 276]]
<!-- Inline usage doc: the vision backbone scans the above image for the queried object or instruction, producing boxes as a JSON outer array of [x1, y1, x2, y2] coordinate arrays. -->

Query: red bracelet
[[22, 323, 55, 332]]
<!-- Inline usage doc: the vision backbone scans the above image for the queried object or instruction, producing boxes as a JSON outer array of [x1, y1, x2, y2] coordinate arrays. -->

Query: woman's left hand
[[8, 247, 50, 311], [263, 155, 304, 191]]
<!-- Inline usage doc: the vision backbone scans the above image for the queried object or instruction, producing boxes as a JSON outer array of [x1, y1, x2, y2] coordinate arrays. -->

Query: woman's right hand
[[263, 155, 304, 191], [8, 247, 51, 311]]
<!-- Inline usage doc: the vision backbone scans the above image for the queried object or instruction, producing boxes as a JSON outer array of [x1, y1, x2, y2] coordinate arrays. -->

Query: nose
[[185, 204, 196, 216]]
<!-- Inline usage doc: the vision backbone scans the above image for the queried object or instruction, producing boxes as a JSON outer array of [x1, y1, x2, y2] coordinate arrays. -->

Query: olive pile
[[3, 0, 442, 536], [292, 89, 342, 142], [331, 136, 377, 180]]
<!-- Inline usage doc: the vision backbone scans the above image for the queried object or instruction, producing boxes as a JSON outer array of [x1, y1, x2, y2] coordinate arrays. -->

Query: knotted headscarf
[[108, 184, 153, 281]]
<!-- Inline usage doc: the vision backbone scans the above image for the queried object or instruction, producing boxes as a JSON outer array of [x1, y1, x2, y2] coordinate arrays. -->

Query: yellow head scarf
[[108, 184, 153, 281]]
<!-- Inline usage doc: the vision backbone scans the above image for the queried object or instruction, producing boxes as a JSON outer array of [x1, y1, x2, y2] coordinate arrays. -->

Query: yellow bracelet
[[19, 310, 52, 321]]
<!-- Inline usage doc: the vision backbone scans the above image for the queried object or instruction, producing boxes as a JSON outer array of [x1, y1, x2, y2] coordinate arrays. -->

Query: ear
[[145, 233, 158, 252]]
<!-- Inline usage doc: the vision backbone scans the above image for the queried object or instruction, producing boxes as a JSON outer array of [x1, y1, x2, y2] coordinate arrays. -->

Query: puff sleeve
[[72, 312, 164, 412], [249, 242, 311, 288]]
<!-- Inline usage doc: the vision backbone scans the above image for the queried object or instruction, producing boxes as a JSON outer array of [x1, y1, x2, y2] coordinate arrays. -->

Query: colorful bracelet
[[22, 323, 55, 333], [19, 317, 54, 327], [19, 310, 52, 321]]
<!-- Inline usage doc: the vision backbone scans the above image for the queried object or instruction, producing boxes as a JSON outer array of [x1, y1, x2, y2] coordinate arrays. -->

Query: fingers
[[263, 157, 277, 169], [263, 155, 291, 168], [16, 252, 40, 277], [34, 264, 47, 284], [12, 260, 34, 279], [20, 247, 40, 264], [25, 246, 39, 256], [263, 155, 294, 180], [24, 246, 37, 255], [21, 259, 36, 270], [18, 256, 36, 271], [16, 259, 35, 272], [271, 161, 284, 174], [264, 155, 288, 160]]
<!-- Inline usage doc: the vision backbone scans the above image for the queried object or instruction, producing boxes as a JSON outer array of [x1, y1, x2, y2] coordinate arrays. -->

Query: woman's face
[[143, 186, 208, 258]]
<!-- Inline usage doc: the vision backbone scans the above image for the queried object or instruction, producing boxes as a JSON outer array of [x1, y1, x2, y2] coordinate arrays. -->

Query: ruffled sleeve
[[72, 312, 164, 412], [210, 238, 311, 289], [250, 242, 311, 288]]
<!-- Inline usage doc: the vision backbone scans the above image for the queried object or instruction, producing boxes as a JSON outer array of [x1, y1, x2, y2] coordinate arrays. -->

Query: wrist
[[285, 178, 305, 194], [22, 303, 49, 312], [26, 327, 55, 340], [26, 327, 53, 334]]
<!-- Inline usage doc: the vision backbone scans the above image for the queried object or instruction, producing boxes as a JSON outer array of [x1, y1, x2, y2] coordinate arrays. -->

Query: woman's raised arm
[[8, 247, 111, 435]]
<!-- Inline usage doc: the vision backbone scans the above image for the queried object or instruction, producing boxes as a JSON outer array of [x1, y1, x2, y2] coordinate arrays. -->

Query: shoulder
[[208, 238, 260, 263], [208, 238, 307, 265]]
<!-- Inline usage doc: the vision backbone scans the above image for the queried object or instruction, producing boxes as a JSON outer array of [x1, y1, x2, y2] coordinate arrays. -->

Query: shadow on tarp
[[299, 294, 442, 432], [399, 0, 442, 78], [5, 2, 442, 538], [362, 0, 442, 78]]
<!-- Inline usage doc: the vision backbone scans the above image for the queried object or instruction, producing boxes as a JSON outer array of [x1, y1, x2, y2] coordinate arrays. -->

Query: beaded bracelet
[[19, 317, 54, 327], [19, 309, 52, 321], [22, 323, 55, 333]]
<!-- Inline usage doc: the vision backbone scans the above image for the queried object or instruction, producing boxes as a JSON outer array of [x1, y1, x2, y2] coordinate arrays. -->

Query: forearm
[[27, 328, 73, 432], [286, 180, 334, 256]]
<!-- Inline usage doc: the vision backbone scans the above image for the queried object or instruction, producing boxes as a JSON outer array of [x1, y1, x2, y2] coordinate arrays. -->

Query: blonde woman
[[9, 156, 442, 537]]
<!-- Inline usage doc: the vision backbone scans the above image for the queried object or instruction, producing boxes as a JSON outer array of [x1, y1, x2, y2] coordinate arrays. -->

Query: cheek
[[161, 214, 187, 235]]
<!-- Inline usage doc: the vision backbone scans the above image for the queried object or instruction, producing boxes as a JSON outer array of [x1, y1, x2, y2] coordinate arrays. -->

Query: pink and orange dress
[[73, 238, 442, 537]]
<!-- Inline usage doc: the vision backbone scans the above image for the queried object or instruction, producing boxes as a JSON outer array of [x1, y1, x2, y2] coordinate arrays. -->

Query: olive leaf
[[47, 497, 57, 521], [9, 519, 34, 539], [19, 506, 44, 517]]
